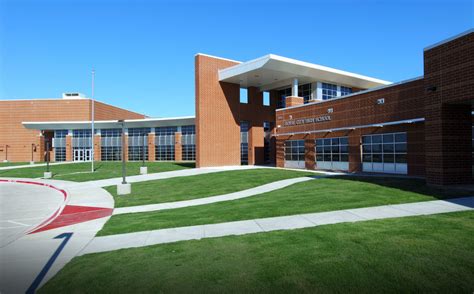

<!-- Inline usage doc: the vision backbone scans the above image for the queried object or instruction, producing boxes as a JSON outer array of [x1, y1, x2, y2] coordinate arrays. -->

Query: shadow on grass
[[328, 175, 474, 201], [174, 162, 196, 169]]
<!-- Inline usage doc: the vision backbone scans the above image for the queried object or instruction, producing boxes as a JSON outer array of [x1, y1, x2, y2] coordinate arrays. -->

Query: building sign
[[283, 115, 331, 126]]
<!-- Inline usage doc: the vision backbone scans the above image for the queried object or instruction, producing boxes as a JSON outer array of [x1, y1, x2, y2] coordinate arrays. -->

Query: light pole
[[116, 119, 130, 194], [31, 143, 35, 164], [91, 68, 95, 172], [139, 134, 148, 175], [120, 120, 126, 185]]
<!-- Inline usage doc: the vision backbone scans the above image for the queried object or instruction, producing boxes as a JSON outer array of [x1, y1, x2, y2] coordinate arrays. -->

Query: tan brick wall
[[286, 96, 304, 107], [93, 135, 101, 161], [0, 98, 144, 162], [175, 132, 182, 162], [195, 55, 276, 167], [148, 133, 155, 162]]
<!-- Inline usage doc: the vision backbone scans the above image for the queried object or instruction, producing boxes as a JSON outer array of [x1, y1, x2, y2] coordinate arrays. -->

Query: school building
[[1, 29, 472, 185]]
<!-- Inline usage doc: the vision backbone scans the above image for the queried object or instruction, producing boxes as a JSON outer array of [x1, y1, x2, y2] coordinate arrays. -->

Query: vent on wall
[[62, 93, 86, 99]]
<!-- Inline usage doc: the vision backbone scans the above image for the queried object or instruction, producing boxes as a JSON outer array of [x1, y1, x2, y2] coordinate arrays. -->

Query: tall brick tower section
[[424, 31, 474, 185], [195, 54, 276, 167]]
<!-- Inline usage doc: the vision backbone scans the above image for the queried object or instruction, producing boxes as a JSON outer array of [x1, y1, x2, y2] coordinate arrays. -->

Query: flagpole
[[91, 68, 95, 172]]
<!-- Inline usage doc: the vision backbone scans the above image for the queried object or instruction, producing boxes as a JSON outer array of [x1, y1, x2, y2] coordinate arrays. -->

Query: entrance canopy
[[218, 54, 391, 91], [22, 116, 195, 131]]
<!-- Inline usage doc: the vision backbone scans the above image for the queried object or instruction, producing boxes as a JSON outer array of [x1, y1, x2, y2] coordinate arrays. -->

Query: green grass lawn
[[0, 162, 29, 167], [108, 169, 316, 207], [99, 176, 471, 236], [0, 161, 194, 182], [40, 211, 474, 293]]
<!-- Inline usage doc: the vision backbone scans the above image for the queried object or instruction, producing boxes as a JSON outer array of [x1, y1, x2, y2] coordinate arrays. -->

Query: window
[[155, 126, 177, 161], [182, 125, 196, 161], [322, 83, 338, 100], [284, 140, 305, 161], [362, 132, 407, 174], [240, 88, 248, 104], [128, 128, 150, 161], [340, 86, 352, 96], [277, 88, 291, 108], [54, 130, 67, 162], [240, 121, 249, 165], [263, 121, 272, 164], [101, 129, 122, 161], [263, 91, 270, 106], [298, 83, 312, 103], [315, 137, 349, 171]]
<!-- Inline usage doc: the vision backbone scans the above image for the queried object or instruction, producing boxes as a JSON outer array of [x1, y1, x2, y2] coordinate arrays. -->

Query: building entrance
[[73, 148, 92, 162]]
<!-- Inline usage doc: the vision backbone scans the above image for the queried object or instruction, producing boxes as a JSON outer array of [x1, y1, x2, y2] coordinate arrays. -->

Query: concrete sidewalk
[[113, 176, 318, 215], [0, 161, 76, 171], [81, 196, 474, 255], [0, 178, 114, 294]]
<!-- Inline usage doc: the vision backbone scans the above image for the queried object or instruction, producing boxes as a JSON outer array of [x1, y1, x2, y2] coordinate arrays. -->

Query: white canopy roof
[[22, 116, 195, 131], [218, 54, 391, 90]]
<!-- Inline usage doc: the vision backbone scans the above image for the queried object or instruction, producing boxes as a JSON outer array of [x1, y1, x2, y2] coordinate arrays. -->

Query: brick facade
[[274, 31, 474, 185], [0, 98, 144, 162], [195, 55, 275, 167]]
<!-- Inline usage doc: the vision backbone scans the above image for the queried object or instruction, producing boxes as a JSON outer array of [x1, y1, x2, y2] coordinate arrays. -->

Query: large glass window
[[298, 83, 312, 103], [277, 88, 291, 108], [128, 128, 150, 161], [240, 88, 248, 104], [72, 129, 92, 161], [362, 132, 407, 174], [182, 125, 196, 161], [340, 86, 352, 96], [54, 130, 68, 162], [240, 121, 249, 165], [101, 129, 122, 161], [284, 140, 305, 168], [315, 137, 349, 170], [155, 126, 177, 161], [322, 83, 338, 100]]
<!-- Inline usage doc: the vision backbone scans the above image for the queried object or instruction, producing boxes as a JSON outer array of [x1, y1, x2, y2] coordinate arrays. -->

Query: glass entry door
[[73, 148, 92, 161]]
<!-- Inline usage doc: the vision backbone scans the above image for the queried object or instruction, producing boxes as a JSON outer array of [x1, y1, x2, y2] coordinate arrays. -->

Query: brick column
[[148, 133, 155, 162], [304, 138, 315, 170], [38, 135, 45, 162], [348, 130, 361, 173], [65, 135, 72, 162], [94, 134, 101, 161], [174, 132, 182, 162], [285, 96, 304, 107], [275, 137, 286, 168], [123, 135, 129, 161], [248, 125, 265, 165]]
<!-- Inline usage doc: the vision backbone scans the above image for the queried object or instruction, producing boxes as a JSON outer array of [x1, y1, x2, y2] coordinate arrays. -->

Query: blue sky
[[1, 0, 472, 118]]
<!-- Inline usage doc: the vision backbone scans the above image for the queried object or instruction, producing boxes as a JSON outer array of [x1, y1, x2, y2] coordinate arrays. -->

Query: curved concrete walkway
[[81, 196, 474, 255], [0, 178, 114, 294], [113, 176, 318, 215]]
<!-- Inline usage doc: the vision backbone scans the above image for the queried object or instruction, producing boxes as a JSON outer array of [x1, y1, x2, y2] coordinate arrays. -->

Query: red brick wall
[[195, 55, 276, 167], [0, 99, 144, 162], [275, 79, 426, 176], [424, 31, 474, 185]]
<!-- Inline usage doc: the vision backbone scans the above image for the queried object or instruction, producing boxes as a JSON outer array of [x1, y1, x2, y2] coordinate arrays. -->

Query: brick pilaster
[[65, 135, 72, 162], [175, 132, 182, 162], [148, 133, 155, 162], [94, 134, 101, 161], [348, 130, 361, 173], [304, 138, 315, 170]]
